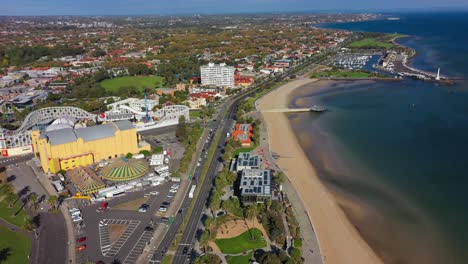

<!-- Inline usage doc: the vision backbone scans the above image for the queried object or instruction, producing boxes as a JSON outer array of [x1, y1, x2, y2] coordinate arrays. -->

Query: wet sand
[[257, 77, 382, 264]]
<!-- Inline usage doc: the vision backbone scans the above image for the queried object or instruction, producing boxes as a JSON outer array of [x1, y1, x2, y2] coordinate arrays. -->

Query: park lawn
[[0, 225, 31, 264], [0, 188, 29, 228], [311, 70, 373, 78], [348, 37, 394, 49], [189, 110, 202, 119], [100, 76, 164, 93], [226, 252, 254, 264], [215, 228, 267, 255], [234, 146, 257, 157]]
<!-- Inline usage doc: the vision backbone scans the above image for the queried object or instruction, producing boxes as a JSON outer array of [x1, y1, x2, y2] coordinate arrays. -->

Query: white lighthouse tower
[[435, 67, 440, 81]]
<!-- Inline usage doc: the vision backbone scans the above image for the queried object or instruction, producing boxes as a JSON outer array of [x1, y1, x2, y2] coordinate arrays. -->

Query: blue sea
[[290, 12, 468, 263]]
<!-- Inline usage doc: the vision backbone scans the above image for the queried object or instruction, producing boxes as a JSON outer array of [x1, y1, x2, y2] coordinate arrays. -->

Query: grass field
[[311, 70, 374, 78], [0, 186, 29, 228], [189, 110, 202, 119], [215, 228, 266, 254], [0, 225, 31, 264], [233, 147, 257, 157], [226, 252, 254, 264], [100, 76, 164, 93], [348, 37, 395, 49]]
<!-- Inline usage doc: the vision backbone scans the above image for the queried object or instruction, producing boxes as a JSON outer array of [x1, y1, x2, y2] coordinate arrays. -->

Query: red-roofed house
[[232, 123, 253, 147]]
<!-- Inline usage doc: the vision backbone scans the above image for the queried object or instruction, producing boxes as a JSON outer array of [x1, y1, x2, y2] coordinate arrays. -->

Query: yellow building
[[31, 120, 150, 173]]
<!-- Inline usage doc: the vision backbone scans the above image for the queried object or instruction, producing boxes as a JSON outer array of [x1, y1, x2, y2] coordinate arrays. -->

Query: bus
[[188, 185, 196, 199]]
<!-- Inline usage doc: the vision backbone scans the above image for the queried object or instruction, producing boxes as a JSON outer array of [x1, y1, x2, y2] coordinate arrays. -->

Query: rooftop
[[42, 120, 134, 146], [240, 169, 271, 197]]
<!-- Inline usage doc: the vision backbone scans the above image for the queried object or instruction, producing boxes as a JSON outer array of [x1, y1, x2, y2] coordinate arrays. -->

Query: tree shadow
[[6, 175, 15, 183], [0, 247, 11, 263], [13, 186, 30, 205], [38, 194, 46, 204], [32, 214, 41, 228]]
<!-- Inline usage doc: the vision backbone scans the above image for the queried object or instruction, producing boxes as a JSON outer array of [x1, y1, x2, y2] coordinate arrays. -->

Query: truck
[[189, 185, 196, 199], [133, 154, 145, 159]]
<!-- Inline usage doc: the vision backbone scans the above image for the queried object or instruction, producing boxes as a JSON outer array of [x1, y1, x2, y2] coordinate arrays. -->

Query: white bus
[[189, 185, 197, 199]]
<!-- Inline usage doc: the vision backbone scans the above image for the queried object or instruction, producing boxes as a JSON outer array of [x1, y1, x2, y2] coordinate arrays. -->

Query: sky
[[1, 0, 468, 16]]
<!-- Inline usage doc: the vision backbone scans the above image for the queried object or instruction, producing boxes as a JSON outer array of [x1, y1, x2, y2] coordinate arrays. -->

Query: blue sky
[[1, 0, 468, 16]]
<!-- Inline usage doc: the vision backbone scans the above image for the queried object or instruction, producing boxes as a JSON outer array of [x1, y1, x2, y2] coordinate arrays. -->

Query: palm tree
[[47, 195, 58, 210], [205, 216, 217, 237], [244, 204, 258, 241], [275, 172, 286, 186], [199, 230, 210, 253], [28, 193, 37, 211]]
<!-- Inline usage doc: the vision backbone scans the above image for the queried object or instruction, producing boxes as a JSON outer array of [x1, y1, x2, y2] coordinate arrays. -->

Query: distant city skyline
[[1, 0, 468, 16]]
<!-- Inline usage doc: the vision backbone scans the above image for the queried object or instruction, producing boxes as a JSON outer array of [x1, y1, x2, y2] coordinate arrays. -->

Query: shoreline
[[257, 77, 382, 264]]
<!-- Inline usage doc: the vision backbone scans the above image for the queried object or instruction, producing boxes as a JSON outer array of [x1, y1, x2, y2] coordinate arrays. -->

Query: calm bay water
[[290, 13, 468, 263]]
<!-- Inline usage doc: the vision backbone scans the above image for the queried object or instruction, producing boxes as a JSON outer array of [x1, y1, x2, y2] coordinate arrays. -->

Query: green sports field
[[100, 76, 164, 93], [0, 225, 31, 264], [348, 37, 395, 49]]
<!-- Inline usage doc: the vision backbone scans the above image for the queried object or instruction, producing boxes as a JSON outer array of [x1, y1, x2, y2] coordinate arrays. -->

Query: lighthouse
[[435, 67, 440, 81]]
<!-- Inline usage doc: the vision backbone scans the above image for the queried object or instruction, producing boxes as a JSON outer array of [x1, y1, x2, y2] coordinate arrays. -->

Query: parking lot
[[70, 181, 178, 263], [141, 131, 184, 172]]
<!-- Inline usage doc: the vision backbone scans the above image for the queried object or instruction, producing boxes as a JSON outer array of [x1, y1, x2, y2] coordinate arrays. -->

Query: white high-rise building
[[200, 63, 235, 88]]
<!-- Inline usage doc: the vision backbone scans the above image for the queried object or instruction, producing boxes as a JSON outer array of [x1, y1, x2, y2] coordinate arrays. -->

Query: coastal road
[[150, 55, 326, 264]]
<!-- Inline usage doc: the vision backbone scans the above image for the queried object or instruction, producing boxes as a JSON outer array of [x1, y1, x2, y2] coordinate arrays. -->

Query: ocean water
[[290, 12, 468, 263]]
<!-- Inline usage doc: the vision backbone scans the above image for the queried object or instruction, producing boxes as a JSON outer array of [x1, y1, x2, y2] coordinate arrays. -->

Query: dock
[[262, 105, 326, 113]]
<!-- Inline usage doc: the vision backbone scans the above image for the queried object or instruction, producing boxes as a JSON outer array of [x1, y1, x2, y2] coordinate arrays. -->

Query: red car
[[76, 245, 87, 251], [76, 237, 87, 243]]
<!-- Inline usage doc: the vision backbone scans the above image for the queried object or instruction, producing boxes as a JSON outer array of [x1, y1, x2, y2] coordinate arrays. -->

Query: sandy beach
[[257, 77, 382, 264]]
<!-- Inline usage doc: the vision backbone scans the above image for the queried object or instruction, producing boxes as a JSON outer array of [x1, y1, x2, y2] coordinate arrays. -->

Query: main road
[[149, 55, 324, 264]]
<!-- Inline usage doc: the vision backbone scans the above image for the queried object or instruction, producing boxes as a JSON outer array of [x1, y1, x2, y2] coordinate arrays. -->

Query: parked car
[[76, 237, 87, 243], [76, 245, 86, 251], [159, 206, 167, 212], [138, 204, 149, 213], [162, 201, 170, 206], [72, 216, 83, 222]]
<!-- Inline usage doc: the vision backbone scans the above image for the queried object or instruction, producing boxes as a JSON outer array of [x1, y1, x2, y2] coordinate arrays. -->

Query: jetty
[[262, 105, 326, 113]]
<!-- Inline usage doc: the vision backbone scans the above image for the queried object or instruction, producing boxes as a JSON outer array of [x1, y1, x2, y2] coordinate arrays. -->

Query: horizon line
[[1, 8, 468, 17]]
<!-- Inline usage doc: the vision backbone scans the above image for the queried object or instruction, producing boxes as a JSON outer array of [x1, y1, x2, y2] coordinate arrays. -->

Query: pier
[[262, 105, 326, 113]]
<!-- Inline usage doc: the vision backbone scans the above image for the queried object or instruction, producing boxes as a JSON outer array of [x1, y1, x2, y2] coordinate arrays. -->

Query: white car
[[72, 216, 83, 222], [169, 188, 178, 193], [71, 211, 81, 217], [138, 207, 148, 213], [150, 191, 159, 196], [159, 206, 167, 212], [171, 184, 179, 189], [69, 208, 80, 213]]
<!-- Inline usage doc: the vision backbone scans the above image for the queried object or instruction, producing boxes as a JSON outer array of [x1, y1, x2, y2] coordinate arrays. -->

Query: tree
[[290, 248, 302, 263], [244, 204, 258, 240], [208, 190, 221, 215], [125, 153, 133, 159], [199, 230, 210, 252], [47, 195, 58, 210], [28, 193, 37, 211], [260, 253, 282, 264], [275, 172, 286, 186], [176, 115, 187, 139]]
